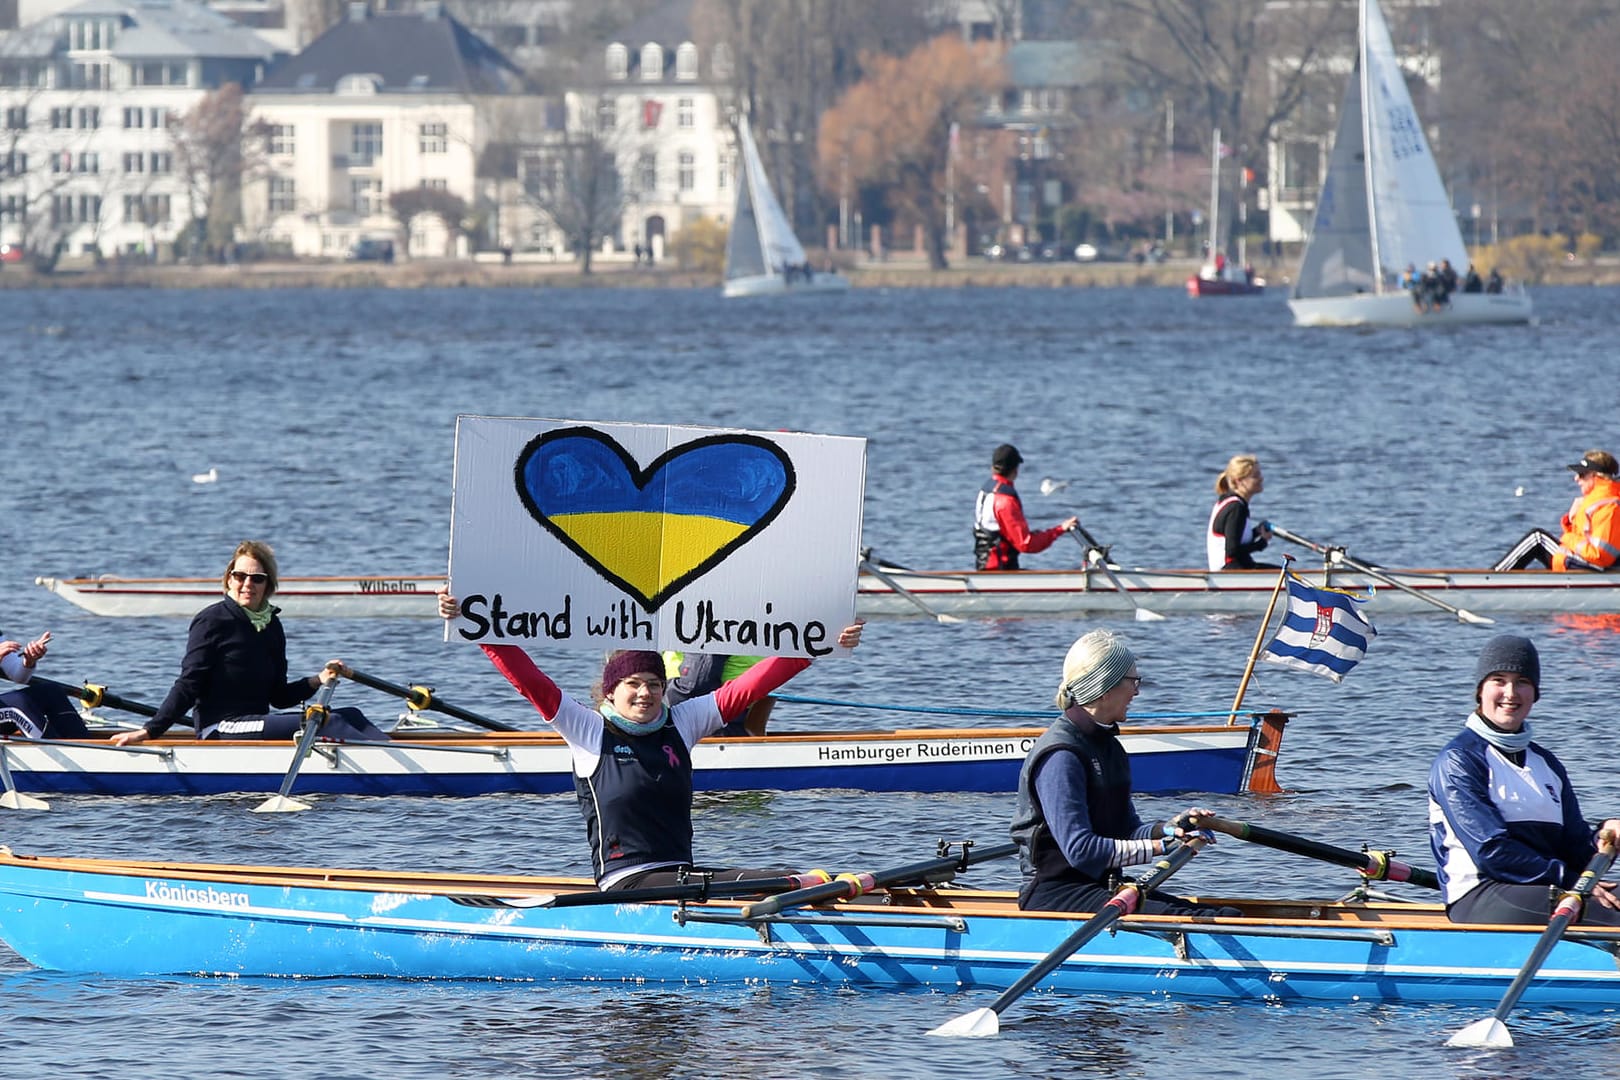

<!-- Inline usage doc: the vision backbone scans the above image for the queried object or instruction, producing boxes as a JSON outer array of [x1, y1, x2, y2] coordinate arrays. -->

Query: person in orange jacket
[[1494, 450, 1620, 571]]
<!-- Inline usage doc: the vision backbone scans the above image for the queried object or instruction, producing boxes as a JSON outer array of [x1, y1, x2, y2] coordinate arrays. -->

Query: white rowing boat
[[37, 566, 1620, 619]]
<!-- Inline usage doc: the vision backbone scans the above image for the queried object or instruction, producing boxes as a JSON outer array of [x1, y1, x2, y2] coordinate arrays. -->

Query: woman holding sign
[[439, 591, 863, 890]]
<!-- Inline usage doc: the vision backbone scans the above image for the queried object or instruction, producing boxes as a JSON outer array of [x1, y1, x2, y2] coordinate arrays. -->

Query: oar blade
[[0, 789, 50, 812], [251, 793, 312, 814], [1446, 1016, 1512, 1049], [1133, 607, 1166, 623], [1458, 609, 1495, 626], [927, 1006, 1001, 1039]]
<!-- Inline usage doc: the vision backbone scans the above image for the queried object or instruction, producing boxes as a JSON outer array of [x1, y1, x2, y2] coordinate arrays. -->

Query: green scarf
[[240, 600, 276, 632]]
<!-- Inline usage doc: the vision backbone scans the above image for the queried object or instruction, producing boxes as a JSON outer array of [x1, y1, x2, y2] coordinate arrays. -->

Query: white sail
[[1360, 0, 1468, 287], [1292, 65, 1376, 298], [1288, 0, 1530, 326], [725, 116, 807, 281]]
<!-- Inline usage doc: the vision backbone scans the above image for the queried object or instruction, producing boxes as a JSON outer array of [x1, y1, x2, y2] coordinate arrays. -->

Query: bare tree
[[170, 83, 266, 261], [390, 183, 469, 257], [519, 122, 628, 274]]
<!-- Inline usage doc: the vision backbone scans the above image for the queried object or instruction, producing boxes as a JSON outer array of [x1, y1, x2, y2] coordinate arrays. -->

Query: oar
[[0, 745, 50, 811], [1068, 528, 1164, 622], [29, 675, 159, 718], [341, 667, 518, 732], [1271, 525, 1493, 625], [739, 840, 1017, 919], [1448, 833, 1619, 1049], [1192, 813, 1438, 889], [929, 836, 1208, 1037], [859, 555, 963, 625], [251, 678, 339, 814], [451, 870, 835, 909]]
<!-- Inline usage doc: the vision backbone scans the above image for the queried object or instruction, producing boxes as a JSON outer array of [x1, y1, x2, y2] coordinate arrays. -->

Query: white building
[[0, 0, 277, 260], [536, 2, 733, 260], [241, 2, 530, 259]]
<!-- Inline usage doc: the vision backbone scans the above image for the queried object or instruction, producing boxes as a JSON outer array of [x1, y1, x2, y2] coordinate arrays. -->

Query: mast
[[1358, 0, 1383, 294], [1208, 128, 1221, 268]]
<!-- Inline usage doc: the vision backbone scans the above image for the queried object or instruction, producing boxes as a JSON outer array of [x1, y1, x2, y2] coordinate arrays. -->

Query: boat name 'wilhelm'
[[354, 579, 423, 593], [455, 593, 834, 655], [816, 738, 1036, 763], [145, 880, 251, 909]]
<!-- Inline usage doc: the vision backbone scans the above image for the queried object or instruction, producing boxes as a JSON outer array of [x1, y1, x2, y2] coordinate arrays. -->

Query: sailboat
[[1289, 0, 1532, 327], [722, 116, 849, 299], [1187, 128, 1265, 297]]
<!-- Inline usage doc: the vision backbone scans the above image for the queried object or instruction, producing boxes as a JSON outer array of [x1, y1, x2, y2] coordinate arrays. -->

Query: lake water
[[3, 283, 1620, 1077]]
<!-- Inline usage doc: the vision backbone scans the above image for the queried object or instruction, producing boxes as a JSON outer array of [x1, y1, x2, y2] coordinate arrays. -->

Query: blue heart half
[[514, 427, 797, 611]]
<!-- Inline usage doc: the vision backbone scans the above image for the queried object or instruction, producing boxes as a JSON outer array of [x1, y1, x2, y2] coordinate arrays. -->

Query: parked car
[[348, 238, 395, 263], [1073, 242, 1100, 262], [0, 243, 25, 263]]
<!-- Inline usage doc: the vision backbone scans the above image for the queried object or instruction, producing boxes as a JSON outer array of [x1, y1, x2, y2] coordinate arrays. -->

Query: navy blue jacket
[[146, 599, 313, 737]]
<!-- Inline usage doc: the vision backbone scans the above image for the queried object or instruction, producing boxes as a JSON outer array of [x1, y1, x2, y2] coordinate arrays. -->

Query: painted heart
[[514, 427, 797, 611]]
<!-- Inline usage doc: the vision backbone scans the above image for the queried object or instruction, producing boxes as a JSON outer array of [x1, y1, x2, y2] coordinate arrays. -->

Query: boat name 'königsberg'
[[145, 880, 252, 908], [816, 738, 1035, 763]]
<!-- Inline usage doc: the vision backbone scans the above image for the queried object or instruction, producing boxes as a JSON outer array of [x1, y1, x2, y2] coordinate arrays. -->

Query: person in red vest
[[972, 444, 1077, 570]]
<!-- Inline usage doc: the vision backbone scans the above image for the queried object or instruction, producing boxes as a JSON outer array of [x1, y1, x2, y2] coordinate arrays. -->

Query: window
[[78, 107, 99, 129], [51, 152, 69, 174], [350, 177, 382, 215], [123, 193, 144, 222], [4, 106, 25, 130], [77, 194, 100, 223], [149, 107, 169, 129], [717, 151, 727, 190], [51, 107, 72, 129], [677, 97, 693, 129], [1, 193, 23, 221], [640, 43, 663, 80], [638, 150, 656, 194], [268, 175, 296, 213], [124, 152, 144, 173], [123, 107, 143, 129], [77, 152, 98, 174], [424, 178, 448, 191], [678, 150, 694, 192], [51, 193, 72, 224], [419, 121, 447, 153], [3, 152, 25, 175], [128, 193, 169, 223], [268, 124, 294, 155], [69, 62, 108, 89], [606, 43, 628, 80], [596, 97, 616, 133], [150, 151, 172, 174], [351, 122, 382, 164], [675, 43, 697, 80]]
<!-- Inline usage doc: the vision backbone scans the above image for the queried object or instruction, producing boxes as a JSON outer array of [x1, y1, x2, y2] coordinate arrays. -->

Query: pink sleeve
[[712, 656, 811, 721], [480, 643, 563, 720]]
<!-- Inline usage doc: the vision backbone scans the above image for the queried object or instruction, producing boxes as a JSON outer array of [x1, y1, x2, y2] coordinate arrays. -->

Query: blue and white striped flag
[[1261, 574, 1376, 682]]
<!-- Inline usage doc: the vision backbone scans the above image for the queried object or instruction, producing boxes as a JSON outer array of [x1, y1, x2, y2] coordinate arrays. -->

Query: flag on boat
[[1261, 574, 1376, 682]]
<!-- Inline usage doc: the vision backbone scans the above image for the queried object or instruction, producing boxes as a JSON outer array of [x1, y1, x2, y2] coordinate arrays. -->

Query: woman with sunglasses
[[111, 540, 385, 745], [438, 590, 863, 890], [1012, 629, 1234, 915]]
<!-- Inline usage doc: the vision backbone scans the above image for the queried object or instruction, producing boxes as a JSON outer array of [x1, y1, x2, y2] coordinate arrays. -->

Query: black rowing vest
[[576, 711, 696, 882], [973, 476, 1021, 570], [1010, 714, 1138, 904]]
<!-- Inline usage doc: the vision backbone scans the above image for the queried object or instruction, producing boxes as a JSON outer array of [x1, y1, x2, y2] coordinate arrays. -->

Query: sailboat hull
[[1289, 291, 1534, 328], [723, 272, 851, 299]]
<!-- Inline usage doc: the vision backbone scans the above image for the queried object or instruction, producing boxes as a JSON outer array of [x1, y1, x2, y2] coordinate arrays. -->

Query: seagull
[[192, 467, 219, 484], [1514, 486, 1525, 497], [1038, 477, 1069, 496]]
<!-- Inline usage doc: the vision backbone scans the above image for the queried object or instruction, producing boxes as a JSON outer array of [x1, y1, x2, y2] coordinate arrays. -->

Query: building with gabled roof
[[242, 1, 536, 258], [0, 0, 278, 261]]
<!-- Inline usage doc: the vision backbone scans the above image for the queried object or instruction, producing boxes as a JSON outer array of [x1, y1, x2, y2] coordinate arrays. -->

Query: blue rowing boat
[[1, 846, 1615, 1009]]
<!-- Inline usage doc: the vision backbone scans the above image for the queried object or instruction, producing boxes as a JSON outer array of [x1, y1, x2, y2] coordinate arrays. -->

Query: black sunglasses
[[229, 570, 269, 585]]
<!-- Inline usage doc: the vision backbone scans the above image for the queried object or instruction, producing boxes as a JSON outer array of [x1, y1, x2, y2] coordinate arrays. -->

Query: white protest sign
[[447, 417, 866, 657]]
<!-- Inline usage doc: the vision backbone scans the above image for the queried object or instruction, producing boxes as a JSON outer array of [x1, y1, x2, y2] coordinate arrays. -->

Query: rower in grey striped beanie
[[1055, 629, 1137, 709]]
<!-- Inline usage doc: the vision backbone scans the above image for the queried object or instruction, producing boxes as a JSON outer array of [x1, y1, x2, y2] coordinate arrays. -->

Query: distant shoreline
[[2, 256, 1615, 290]]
